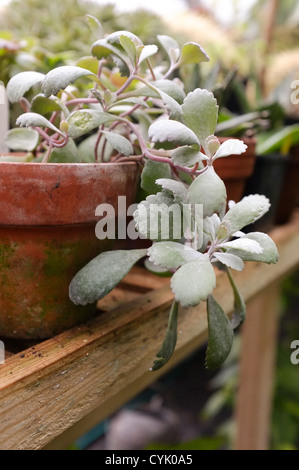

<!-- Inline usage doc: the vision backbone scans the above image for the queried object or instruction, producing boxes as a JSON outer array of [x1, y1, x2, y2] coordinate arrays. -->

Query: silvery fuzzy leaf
[[16, 112, 63, 136], [203, 214, 221, 241], [158, 88, 183, 121], [7, 71, 45, 103], [157, 35, 180, 63], [226, 268, 246, 329], [148, 119, 199, 147], [218, 195, 271, 237], [69, 249, 147, 306], [147, 241, 201, 270], [105, 30, 143, 46], [182, 88, 218, 148], [133, 191, 184, 241], [213, 252, 244, 271], [227, 232, 279, 264], [212, 138, 248, 160], [205, 295, 234, 369], [151, 300, 179, 371], [188, 166, 227, 218], [5, 127, 39, 151], [66, 109, 118, 139], [155, 178, 188, 201], [171, 146, 206, 167], [170, 254, 216, 307], [153, 79, 186, 104], [42, 66, 96, 97], [101, 131, 133, 156], [219, 238, 263, 254], [139, 44, 158, 64]]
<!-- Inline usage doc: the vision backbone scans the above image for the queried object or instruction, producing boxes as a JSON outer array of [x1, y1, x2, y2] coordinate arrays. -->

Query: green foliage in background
[[0, 0, 168, 77]]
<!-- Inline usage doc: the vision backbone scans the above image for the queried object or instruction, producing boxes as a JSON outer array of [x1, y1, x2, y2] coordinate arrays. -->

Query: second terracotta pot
[[213, 137, 256, 203]]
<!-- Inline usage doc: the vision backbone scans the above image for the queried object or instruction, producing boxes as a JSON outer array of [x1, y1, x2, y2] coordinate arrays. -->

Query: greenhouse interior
[[0, 0, 299, 452]]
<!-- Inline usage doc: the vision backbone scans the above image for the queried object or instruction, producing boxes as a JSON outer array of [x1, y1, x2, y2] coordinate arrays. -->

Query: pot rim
[[0, 158, 141, 226], [0, 160, 138, 167]]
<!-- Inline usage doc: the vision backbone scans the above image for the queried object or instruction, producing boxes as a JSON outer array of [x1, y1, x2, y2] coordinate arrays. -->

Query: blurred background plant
[[0, 0, 169, 85], [0, 0, 171, 126]]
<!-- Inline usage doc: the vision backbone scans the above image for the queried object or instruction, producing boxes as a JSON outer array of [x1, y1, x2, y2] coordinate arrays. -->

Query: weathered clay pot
[[213, 137, 256, 203], [0, 161, 140, 339]]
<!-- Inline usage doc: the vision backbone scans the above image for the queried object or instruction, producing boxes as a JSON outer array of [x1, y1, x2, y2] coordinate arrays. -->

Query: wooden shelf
[[0, 212, 299, 450]]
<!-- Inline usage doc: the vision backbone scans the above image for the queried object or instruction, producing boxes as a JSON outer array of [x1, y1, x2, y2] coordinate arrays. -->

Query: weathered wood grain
[[0, 213, 298, 450]]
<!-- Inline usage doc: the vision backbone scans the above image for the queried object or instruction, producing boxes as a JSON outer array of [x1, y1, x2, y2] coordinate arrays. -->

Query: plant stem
[[34, 127, 68, 148], [95, 124, 104, 162], [64, 98, 98, 107], [41, 143, 53, 163]]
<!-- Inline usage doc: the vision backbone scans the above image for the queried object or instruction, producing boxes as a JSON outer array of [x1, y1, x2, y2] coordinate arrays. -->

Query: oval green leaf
[[218, 195, 271, 237], [41, 66, 97, 97], [226, 268, 246, 329], [226, 232, 279, 264], [69, 249, 148, 306], [148, 241, 200, 270], [141, 159, 171, 195], [171, 254, 216, 307], [102, 130, 133, 156], [151, 300, 179, 371], [179, 42, 209, 66], [6, 71, 45, 103], [66, 109, 118, 139], [5, 127, 39, 151], [188, 167, 227, 218], [149, 119, 199, 147], [205, 295, 234, 369], [212, 138, 247, 160], [182, 88, 218, 148]]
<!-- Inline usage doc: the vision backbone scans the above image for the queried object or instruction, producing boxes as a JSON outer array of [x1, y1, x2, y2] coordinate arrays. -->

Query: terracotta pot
[[213, 137, 256, 203], [0, 161, 140, 339], [275, 144, 299, 225]]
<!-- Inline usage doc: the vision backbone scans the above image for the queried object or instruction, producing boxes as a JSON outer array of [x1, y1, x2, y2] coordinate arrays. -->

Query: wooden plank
[[234, 282, 281, 450], [97, 287, 143, 312], [0, 213, 298, 450], [120, 265, 171, 291]]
